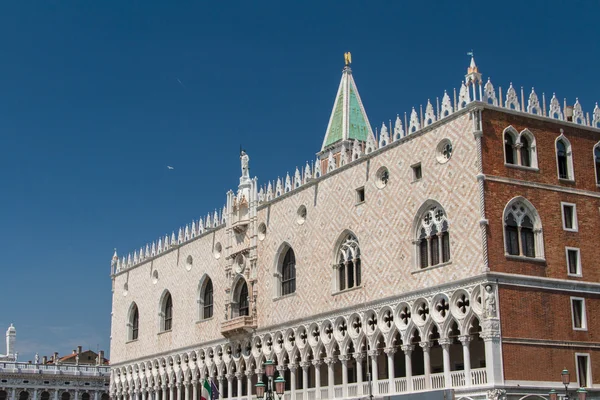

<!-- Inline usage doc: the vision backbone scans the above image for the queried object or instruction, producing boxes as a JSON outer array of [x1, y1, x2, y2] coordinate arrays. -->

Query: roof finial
[[344, 52, 352, 66], [467, 50, 478, 73]]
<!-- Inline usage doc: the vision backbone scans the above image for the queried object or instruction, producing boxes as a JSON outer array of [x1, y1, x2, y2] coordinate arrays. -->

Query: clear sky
[[1, 1, 598, 362]]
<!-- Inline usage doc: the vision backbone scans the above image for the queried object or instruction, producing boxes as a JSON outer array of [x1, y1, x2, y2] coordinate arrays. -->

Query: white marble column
[[218, 376, 224, 400], [245, 370, 254, 400], [385, 348, 396, 392], [419, 342, 431, 389], [54, 389, 59, 400], [312, 360, 322, 400], [354, 353, 364, 396], [482, 331, 503, 385], [340, 356, 348, 398], [401, 345, 414, 392], [300, 361, 310, 397], [326, 358, 335, 399], [191, 380, 198, 400], [226, 374, 233, 399], [459, 336, 472, 387], [368, 350, 379, 395], [176, 384, 182, 400], [440, 339, 451, 388], [236, 373, 243, 399], [289, 364, 297, 400], [162, 385, 168, 400]]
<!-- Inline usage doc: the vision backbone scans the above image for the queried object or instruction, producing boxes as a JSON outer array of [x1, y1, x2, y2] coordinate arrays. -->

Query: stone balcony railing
[[220, 316, 257, 338], [218, 368, 487, 400], [0, 362, 111, 376]]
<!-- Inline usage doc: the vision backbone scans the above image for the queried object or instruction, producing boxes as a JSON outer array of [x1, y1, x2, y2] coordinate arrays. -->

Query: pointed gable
[[321, 66, 373, 150]]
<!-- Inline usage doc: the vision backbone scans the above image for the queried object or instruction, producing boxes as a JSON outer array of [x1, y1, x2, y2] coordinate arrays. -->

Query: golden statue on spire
[[344, 52, 352, 66]]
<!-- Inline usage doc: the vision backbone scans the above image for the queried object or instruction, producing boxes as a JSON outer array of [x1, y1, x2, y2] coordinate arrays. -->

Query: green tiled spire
[[321, 66, 373, 150]]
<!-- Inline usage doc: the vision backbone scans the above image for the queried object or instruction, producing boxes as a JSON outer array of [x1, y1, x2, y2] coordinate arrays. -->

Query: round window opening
[[152, 270, 159, 284], [258, 223, 267, 241], [214, 242, 222, 259], [375, 166, 390, 189], [436, 139, 453, 164], [297, 205, 307, 225], [185, 255, 193, 271]]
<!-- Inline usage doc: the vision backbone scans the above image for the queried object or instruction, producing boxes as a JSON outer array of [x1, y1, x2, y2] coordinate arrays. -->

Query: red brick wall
[[500, 287, 600, 383], [502, 343, 600, 384], [481, 109, 600, 191], [481, 110, 600, 281]]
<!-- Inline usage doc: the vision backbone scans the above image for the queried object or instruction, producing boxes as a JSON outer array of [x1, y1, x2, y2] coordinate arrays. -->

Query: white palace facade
[[109, 56, 600, 400]]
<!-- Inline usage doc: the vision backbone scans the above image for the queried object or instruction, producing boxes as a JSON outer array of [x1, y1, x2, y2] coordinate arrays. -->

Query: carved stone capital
[[384, 347, 397, 356], [311, 360, 322, 367], [367, 350, 379, 357], [353, 352, 366, 361], [419, 341, 432, 351], [400, 345, 414, 354], [438, 339, 452, 349], [288, 363, 298, 373], [459, 335, 472, 345]]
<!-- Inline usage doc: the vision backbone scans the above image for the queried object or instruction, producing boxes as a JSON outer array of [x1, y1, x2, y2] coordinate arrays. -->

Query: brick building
[[108, 55, 600, 400]]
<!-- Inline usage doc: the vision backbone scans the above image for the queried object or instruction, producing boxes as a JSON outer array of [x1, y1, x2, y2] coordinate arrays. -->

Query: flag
[[210, 379, 219, 400], [201, 379, 211, 400]]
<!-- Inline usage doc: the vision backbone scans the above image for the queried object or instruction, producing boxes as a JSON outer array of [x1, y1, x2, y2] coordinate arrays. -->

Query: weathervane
[[467, 50, 474, 57], [344, 52, 352, 66]]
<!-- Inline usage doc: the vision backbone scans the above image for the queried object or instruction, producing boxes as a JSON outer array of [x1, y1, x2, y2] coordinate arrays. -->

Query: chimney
[[98, 350, 104, 365], [77, 346, 82, 354], [72, 349, 76, 355], [565, 105, 574, 122], [42, 356, 48, 364], [53, 352, 59, 362]]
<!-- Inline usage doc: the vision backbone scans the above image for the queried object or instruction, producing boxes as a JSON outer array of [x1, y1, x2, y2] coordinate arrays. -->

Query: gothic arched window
[[128, 303, 139, 341], [198, 277, 213, 320], [504, 131, 516, 165], [520, 135, 531, 167], [503, 198, 544, 259], [556, 134, 574, 180], [238, 281, 249, 316], [416, 203, 450, 269], [160, 292, 173, 332], [281, 248, 296, 296], [336, 233, 361, 291], [594, 144, 600, 185]]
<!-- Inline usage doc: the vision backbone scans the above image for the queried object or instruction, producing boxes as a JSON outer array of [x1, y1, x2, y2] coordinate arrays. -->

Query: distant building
[[0, 325, 111, 400], [109, 55, 600, 399]]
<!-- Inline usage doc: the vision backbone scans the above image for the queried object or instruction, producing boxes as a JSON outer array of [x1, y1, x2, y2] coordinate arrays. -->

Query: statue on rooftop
[[240, 150, 250, 180]]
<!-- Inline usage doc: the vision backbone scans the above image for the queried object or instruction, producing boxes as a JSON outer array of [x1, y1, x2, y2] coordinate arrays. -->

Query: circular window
[[297, 205, 307, 225], [185, 255, 193, 271], [123, 282, 128, 296], [258, 223, 267, 241], [436, 139, 453, 164], [375, 167, 390, 189], [152, 270, 159, 284], [214, 242, 222, 259], [235, 254, 245, 274]]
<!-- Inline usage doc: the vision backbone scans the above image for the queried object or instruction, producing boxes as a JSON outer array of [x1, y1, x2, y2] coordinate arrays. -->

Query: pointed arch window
[[128, 303, 139, 341], [556, 135, 574, 180], [281, 248, 296, 296], [504, 127, 537, 169], [416, 204, 450, 269], [504, 198, 544, 259], [198, 277, 213, 320], [160, 292, 173, 332], [336, 233, 361, 291], [504, 131, 516, 165], [238, 281, 249, 316], [594, 145, 600, 185]]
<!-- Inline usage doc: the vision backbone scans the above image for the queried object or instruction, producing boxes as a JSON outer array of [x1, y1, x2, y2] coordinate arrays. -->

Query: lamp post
[[548, 369, 587, 400], [256, 360, 286, 400]]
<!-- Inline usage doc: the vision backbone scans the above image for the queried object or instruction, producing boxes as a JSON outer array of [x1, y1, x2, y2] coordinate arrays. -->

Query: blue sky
[[0, 1, 598, 362]]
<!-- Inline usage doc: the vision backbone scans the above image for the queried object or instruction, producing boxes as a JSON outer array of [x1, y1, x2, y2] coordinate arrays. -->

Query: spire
[[465, 51, 482, 98], [321, 53, 373, 151]]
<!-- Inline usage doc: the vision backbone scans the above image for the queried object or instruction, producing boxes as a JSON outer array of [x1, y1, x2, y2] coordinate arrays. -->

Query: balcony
[[220, 315, 257, 338], [218, 368, 487, 400]]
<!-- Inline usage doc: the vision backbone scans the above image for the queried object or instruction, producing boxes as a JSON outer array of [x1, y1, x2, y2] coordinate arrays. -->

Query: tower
[[465, 53, 483, 102], [319, 52, 374, 169], [6, 324, 15, 357]]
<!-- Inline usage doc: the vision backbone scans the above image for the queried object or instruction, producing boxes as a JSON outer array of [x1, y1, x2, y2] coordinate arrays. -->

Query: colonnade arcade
[[0, 389, 109, 400], [112, 283, 500, 399]]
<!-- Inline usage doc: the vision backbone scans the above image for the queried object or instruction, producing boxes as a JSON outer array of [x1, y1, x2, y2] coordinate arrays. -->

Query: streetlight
[[256, 360, 286, 400], [549, 368, 587, 400]]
